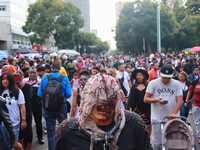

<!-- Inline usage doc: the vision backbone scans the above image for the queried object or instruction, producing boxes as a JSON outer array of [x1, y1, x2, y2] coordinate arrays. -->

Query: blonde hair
[[107, 68, 117, 77]]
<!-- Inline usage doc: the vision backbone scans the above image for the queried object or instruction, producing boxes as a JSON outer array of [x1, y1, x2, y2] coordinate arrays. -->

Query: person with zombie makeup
[[54, 74, 150, 150], [148, 62, 159, 81], [14, 74, 33, 150], [71, 70, 90, 117], [91, 66, 100, 76], [127, 69, 151, 137], [0, 72, 27, 150]]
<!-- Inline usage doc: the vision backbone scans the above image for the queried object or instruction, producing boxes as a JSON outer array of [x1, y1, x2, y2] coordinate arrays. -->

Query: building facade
[[115, 1, 125, 24], [64, 0, 90, 32]]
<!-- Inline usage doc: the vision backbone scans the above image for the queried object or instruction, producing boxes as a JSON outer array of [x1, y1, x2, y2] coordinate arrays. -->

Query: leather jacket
[[0, 96, 15, 146]]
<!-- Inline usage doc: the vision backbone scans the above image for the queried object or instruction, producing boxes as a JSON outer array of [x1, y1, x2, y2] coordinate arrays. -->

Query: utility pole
[[157, 0, 161, 53]]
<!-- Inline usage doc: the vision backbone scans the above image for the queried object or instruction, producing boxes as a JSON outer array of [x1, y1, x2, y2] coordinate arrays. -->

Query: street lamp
[[157, 0, 161, 53]]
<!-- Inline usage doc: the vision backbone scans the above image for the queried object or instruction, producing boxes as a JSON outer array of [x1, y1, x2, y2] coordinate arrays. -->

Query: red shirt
[[148, 69, 159, 81], [189, 81, 200, 107]]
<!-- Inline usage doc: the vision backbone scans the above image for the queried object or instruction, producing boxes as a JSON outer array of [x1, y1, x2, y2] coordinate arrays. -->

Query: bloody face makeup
[[88, 99, 117, 125], [2, 74, 9, 89], [80, 75, 89, 87]]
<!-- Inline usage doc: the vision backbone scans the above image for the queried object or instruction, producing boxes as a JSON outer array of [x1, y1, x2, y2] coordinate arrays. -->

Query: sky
[[90, 0, 134, 50]]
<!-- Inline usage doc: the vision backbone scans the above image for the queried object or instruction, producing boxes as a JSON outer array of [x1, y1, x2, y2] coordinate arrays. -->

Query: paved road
[[31, 89, 200, 150]]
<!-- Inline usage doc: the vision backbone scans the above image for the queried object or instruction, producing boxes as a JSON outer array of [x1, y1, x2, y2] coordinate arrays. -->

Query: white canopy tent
[[58, 50, 80, 56]]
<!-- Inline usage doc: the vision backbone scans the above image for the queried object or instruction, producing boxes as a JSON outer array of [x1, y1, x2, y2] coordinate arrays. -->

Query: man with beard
[[22, 67, 44, 144], [148, 62, 159, 81], [54, 74, 150, 150], [71, 70, 90, 117], [14, 74, 33, 150]]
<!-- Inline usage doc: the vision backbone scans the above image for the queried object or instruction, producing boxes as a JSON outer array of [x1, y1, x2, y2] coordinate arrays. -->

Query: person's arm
[[168, 95, 183, 119], [184, 91, 192, 107], [128, 80, 132, 88], [0, 98, 15, 146], [144, 93, 167, 104], [19, 104, 27, 130], [71, 90, 78, 117], [64, 76, 72, 99]]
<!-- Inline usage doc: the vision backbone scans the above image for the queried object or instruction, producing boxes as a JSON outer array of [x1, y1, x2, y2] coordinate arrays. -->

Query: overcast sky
[[90, 0, 134, 49]]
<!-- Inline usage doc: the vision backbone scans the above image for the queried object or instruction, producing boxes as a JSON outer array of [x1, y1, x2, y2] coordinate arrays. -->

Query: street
[[31, 89, 200, 150]]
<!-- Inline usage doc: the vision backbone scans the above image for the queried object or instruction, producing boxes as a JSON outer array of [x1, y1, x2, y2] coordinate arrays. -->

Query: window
[[0, 6, 6, 11]]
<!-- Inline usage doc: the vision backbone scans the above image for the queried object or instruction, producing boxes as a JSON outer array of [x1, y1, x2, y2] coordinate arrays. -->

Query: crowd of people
[[0, 51, 200, 150]]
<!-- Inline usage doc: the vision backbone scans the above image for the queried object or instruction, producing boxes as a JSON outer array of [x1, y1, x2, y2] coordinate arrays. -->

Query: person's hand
[[157, 98, 168, 105], [21, 120, 27, 130], [168, 113, 176, 120], [184, 102, 188, 108]]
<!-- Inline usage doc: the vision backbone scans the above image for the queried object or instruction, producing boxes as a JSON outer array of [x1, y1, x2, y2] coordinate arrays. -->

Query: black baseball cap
[[160, 65, 173, 78]]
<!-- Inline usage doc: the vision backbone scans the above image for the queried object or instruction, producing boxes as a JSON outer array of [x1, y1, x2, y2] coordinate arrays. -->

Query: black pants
[[32, 102, 43, 139], [19, 115, 33, 142]]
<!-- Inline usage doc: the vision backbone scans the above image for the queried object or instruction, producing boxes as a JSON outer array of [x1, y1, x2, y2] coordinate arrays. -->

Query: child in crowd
[[70, 73, 80, 91]]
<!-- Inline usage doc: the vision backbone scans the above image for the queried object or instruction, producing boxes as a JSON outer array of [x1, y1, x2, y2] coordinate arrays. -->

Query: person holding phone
[[144, 65, 183, 150]]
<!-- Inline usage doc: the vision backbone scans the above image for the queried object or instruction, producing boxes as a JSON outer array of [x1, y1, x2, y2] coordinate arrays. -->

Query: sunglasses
[[107, 73, 114, 76]]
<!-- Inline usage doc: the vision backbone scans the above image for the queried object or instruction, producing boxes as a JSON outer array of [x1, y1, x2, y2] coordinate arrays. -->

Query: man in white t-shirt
[[117, 63, 132, 92], [144, 65, 183, 150]]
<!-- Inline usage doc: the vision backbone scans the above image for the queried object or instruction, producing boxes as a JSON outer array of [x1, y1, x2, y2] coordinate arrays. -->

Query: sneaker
[[189, 110, 192, 115], [44, 129, 47, 134], [38, 138, 44, 144]]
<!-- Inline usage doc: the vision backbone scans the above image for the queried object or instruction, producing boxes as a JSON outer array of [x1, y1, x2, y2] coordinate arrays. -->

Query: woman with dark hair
[[179, 71, 191, 121], [0, 72, 26, 150], [127, 69, 151, 137]]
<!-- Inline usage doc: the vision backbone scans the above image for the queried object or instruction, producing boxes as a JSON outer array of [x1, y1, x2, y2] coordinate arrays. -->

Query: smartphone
[[163, 100, 168, 102]]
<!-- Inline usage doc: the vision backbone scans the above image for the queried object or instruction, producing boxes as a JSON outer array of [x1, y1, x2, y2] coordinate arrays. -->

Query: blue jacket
[[188, 73, 199, 82], [37, 71, 71, 103]]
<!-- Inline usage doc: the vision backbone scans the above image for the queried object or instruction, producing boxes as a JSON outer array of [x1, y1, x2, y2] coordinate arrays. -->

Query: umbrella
[[189, 46, 200, 53], [181, 48, 191, 52], [58, 49, 80, 56]]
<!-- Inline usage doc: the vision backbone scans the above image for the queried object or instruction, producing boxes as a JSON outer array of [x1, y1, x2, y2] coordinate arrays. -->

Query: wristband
[[184, 101, 188, 103], [22, 119, 26, 121]]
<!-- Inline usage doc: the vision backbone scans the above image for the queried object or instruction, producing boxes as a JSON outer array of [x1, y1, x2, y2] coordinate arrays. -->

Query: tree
[[115, 0, 178, 55], [22, 0, 84, 46]]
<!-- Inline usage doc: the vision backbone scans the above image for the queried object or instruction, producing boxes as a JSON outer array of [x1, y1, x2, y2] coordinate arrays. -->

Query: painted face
[[2, 75, 9, 88], [29, 68, 37, 80], [80, 75, 89, 87], [136, 72, 145, 82], [88, 99, 117, 124], [92, 69, 98, 76]]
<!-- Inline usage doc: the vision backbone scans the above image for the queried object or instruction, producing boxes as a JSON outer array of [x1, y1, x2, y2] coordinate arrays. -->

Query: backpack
[[43, 74, 64, 111], [0, 124, 11, 150]]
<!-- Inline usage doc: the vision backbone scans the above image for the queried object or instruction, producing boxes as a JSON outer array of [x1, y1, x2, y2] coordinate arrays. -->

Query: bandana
[[14, 76, 21, 81], [78, 73, 125, 150]]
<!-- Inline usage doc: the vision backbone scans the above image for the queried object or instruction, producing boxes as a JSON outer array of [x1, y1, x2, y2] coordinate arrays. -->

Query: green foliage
[[115, 0, 178, 55], [22, 0, 84, 46], [115, 0, 200, 54]]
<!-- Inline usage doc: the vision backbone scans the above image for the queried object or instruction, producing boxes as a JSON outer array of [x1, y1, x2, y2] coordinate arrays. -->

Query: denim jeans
[[152, 120, 162, 150], [43, 103, 67, 150], [193, 106, 200, 138], [180, 101, 192, 122]]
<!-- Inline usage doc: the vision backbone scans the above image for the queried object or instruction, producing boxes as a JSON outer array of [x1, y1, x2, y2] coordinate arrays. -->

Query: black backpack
[[43, 74, 64, 111]]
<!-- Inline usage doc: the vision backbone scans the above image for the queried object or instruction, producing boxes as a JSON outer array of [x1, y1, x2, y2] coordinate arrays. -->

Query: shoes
[[189, 110, 192, 115], [38, 138, 44, 144]]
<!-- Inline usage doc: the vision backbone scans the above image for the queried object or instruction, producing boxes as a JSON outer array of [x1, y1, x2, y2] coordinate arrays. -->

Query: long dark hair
[[135, 73, 149, 87], [0, 72, 19, 100]]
